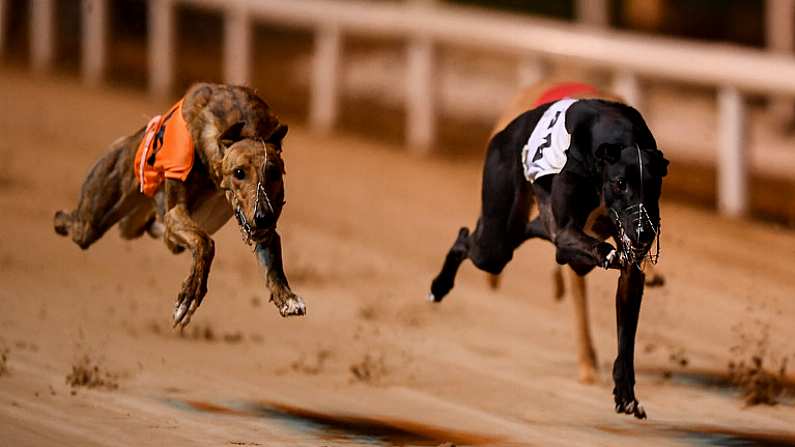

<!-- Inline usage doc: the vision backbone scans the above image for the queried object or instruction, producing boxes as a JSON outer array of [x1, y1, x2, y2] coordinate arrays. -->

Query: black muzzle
[[611, 203, 660, 268]]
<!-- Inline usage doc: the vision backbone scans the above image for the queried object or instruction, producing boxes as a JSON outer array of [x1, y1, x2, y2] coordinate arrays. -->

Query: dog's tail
[[486, 273, 501, 290], [552, 266, 565, 300]]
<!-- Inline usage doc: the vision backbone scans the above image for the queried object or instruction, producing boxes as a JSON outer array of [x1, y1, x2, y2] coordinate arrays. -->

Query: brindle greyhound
[[429, 81, 668, 419], [487, 83, 666, 386], [54, 83, 306, 327]]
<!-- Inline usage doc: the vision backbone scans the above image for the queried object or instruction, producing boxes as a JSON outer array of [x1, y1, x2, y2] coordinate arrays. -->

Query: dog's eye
[[615, 178, 626, 190], [233, 168, 246, 180]]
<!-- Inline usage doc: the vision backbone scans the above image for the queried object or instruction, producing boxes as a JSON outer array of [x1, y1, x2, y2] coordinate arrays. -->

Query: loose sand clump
[[728, 356, 788, 406], [291, 350, 332, 375], [350, 353, 388, 384], [181, 323, 216, 342], [668, 347, 689, 368], [148, 320, 246, 344], [0, 348, 9, 376], [729, 313, 790, 406], [357, 304, 379, 321], [65, 356, 119, 390]]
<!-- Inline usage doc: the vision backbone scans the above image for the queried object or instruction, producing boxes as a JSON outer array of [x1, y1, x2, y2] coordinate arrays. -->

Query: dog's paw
[[173, 295, 201, 328], [597, 243, 622, 270], [279, 294, 306, 317], [614, 398, 647, 419], [54, 211, 70, 236], [613, 384, 647, 419], [172, 276, 206, 328]]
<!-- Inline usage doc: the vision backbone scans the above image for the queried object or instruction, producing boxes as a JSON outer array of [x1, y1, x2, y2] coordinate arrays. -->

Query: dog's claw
[[426, 292, 437, 302], [173, 293, 201, 328], [173, 302, 189, 327]]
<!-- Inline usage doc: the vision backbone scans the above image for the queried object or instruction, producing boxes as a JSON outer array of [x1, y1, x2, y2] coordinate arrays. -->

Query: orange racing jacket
[[134, 100, 195, 197]]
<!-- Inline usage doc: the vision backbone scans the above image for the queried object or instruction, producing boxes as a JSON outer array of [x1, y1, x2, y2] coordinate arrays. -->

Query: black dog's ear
[[651, 151, 670, 177], [266, 124, 288, 150], [564, 101, 598, 175], [595, 143, 623, 164], [218, 121, 246, 150]]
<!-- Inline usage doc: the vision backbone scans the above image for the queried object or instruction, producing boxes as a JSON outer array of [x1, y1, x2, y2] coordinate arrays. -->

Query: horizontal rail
[[179, 0, 795, 97]]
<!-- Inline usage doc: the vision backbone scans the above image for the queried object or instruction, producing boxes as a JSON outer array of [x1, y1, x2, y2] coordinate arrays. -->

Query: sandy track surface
[[1, 71, 795, 446]]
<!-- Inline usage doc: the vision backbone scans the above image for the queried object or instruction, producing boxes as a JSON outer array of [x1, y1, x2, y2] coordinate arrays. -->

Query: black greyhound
[[429, 92, 669, 419]]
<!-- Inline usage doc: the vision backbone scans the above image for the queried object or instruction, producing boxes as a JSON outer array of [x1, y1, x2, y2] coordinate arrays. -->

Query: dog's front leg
[[612, 265, 647, 419], [255, 232, 306, 317], [549, 174, 620, 273], [162, 181, 215, 327], [555, 227, 621, 274]]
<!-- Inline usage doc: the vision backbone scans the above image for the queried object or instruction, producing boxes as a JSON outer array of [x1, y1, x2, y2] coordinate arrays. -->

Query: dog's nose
[[254, 210, 274, 229]]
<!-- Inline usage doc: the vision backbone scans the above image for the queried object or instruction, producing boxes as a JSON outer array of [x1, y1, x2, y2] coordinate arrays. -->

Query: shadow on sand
[[167, 398, 500, 446]]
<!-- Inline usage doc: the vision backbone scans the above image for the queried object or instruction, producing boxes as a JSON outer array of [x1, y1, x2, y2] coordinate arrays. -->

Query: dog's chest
[[189, 192, 234, 235]]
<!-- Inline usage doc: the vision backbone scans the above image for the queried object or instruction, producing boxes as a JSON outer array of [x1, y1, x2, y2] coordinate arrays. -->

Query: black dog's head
[[568, 100, 669, 263]]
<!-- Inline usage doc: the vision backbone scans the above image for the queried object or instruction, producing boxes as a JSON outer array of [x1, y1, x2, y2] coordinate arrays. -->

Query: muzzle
[[611, 204, 661, 269], [610, 144, 662, 269], [232, 198, 254, 246], [232, 180, 277, 247]]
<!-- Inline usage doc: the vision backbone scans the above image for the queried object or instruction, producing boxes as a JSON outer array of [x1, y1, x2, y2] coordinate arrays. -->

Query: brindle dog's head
[[217, 122, 288, 245], [569, 101, 669, 265]]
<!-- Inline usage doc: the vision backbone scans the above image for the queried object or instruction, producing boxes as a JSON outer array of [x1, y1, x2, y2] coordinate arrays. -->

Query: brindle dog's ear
[[595, 143, 623, 164], [218, 121, 246, 151], [266, 124, 288, 152]]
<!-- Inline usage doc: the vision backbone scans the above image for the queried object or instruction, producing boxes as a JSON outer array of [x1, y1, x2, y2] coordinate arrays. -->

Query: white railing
[[9, 0, 795, 217]]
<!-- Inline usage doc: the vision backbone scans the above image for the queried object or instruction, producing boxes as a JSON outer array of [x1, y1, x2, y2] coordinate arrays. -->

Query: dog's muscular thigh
[[468, 229, 513, 274]]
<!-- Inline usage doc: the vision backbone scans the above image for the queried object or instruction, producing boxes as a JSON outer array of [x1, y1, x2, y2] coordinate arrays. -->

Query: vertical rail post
[[766, 0, 795, 124], [576, 0, 609, 27], [149, 0, 174, 97], [82, 0, 107, 86], [612, 70, 643, 111], [223, 5, 250, 86], [406, 34, 435, 153], [717, 86, 748, 217], [310, 24, 341, 134], [31, 0, 55, 72]]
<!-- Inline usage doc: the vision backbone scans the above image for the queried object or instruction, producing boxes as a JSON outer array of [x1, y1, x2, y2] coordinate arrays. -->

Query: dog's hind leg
[[430, 130, 531, 302], [54, 131, 145, 249], [429, 227, 471, 302], [566, 266, 598, 384], [486, 215, 552, 291], [118, 203, 156, 240], [431, 200, 529, 302]]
